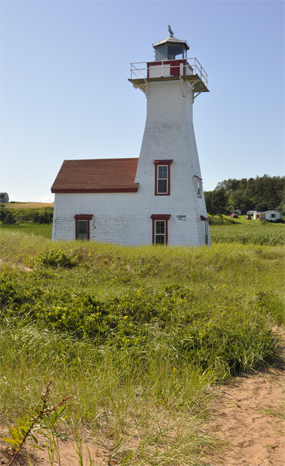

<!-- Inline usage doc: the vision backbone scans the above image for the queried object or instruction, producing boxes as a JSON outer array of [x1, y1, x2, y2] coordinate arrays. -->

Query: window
[[270, 214, 276, 218], [194, 176, 202, 198], [153, 160, 173, 196], [155, 221, 166, 244], [197, 180, 201, 197], [151, 214, 171, 245], [74, 214, 93, 240]]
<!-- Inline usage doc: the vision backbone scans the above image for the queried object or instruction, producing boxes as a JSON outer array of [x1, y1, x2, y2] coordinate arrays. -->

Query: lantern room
[[153, 36, 189, 61], [129, 27, 209, 98], [148, 35, 192, 79]]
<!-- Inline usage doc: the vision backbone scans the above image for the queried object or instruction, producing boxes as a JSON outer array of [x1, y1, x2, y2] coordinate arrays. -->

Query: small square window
[[74, 214, 93, 240], [76, 220, 88, 240]]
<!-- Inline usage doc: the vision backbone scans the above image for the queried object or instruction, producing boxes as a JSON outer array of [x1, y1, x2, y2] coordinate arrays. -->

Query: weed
[[2, 379, 71, 466]]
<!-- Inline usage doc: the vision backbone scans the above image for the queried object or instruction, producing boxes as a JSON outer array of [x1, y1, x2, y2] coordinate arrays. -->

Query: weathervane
[[168, 25, 174, 37]]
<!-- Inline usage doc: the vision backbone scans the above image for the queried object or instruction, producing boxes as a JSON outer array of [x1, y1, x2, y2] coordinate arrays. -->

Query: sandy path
[[205, 368, 284, 465], [204, 327, 285, 466]]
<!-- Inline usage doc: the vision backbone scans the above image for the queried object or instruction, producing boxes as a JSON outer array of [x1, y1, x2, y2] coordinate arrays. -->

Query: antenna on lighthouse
[[168, 25, 174, 37]]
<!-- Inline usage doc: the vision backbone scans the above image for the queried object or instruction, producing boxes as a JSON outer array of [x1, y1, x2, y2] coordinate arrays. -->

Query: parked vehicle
[[245, 215, 252, 220], [230, 213, 238, 218]]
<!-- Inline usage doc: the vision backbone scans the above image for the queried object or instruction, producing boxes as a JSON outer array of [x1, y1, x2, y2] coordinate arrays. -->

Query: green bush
[[0, 272, 278, 376], [3, 211, 16, 225], [35, 249, 77, 268], [0, 207, 53, 225]]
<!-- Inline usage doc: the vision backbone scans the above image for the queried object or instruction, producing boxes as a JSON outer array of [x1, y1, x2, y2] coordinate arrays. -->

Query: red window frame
[[153, 160, 173, 196], [150, 214, 171, 245], [74, 214, 93, 240]]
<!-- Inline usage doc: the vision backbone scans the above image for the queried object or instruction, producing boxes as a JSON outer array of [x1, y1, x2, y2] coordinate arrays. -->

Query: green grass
[[0, 226, 284, 465], [210, 217, 285, 245], [1, 218, 284, 245], [0, 222, 52, 238]]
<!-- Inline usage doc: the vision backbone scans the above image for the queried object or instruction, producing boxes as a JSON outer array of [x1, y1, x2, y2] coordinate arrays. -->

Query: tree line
[[0, 206, 54, 224], [204, 175, 285, 216]]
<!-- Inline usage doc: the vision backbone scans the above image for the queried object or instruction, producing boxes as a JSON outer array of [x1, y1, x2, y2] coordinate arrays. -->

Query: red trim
[[200, 215, 209, 221], [153, 161, 173, 196], [147, 60, 193, 78], [74, 214, 93, 240], [153, 160, 173, 165], [74, 215, 93, 220], [150, 214, 171, 220], [150, 214, 171, 245], [52, 186, 139, 193], [194, 175, 203, 181]]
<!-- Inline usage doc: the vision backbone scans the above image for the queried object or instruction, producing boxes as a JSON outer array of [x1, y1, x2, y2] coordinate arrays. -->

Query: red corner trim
[[194, 175, 203, 181], [200, 215, 209, 221]]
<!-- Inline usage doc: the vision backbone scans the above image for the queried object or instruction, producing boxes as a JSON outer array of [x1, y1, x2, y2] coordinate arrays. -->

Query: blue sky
[[1, 0, 284, 202]]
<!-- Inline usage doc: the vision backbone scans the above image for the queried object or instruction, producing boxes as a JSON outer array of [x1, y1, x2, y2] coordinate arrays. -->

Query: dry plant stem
[[7, 422, 35, 466], [7, 379, 71, 466]]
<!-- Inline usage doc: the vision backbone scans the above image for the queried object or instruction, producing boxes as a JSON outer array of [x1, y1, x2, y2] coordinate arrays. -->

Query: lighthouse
[[51, 28, 211, 246], [129, 28, 211, 246]]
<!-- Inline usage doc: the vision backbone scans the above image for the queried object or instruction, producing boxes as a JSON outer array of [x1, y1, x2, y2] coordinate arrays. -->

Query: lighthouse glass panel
[[157, 165, 168, 194], [155, 46, 168, 61], [168, 46, 186, 60], [155, 220, 165, 245]]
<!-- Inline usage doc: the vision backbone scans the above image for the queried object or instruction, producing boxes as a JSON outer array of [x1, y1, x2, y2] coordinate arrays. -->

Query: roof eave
[[51, 185, 139, 194]]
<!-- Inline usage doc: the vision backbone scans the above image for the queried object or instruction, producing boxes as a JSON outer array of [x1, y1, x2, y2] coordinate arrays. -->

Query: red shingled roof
[[51, 158, 139, 193]]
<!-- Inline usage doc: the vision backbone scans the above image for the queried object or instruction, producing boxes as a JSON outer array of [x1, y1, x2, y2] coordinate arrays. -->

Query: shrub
[[35, 249, 77, 268], [3, 211, 16, 225], [0, 272, 278, 376]]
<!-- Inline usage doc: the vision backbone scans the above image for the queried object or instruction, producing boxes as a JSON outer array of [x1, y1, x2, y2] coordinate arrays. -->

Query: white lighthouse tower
[[51, 28, 211, 246], [129, 28, 211, 246]]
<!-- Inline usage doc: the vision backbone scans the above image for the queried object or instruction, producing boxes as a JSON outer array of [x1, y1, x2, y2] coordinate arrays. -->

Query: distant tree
[[0, 205, 6, 222], [208, 175, 284, 214], [3, 211, 16, 224], [205, 188, 228, 216]]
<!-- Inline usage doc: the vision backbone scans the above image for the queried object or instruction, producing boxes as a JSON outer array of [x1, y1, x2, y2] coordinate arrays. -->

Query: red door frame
[[150, 214, 171, 245]]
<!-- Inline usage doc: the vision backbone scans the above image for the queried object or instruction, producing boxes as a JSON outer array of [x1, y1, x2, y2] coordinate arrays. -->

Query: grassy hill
[[0, 224, 284, 465]]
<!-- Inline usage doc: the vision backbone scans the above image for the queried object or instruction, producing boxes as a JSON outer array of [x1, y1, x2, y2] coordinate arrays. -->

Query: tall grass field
[[0, 220, 284, 465]]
